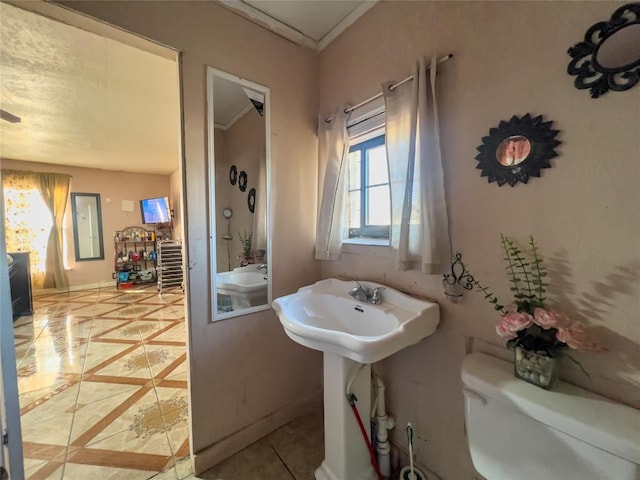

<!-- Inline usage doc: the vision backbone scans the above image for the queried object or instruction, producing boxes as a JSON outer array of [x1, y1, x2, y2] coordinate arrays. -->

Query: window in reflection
[[496, 135, 532, 166]]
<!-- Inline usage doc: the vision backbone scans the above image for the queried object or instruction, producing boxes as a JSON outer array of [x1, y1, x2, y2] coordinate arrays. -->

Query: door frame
[[0, 186, 25, 480]]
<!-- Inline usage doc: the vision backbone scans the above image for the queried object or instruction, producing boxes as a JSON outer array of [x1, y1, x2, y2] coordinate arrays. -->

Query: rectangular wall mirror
[[207, 67, 271, 321], [71, 192, 105, 261]]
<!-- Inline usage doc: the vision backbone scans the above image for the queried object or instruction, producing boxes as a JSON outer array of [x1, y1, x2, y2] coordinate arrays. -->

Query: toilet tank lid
[[461, 352, 640, 465]]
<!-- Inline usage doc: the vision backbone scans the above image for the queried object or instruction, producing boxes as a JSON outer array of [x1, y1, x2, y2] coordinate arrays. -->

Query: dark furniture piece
[[8, 252, 34, 319]]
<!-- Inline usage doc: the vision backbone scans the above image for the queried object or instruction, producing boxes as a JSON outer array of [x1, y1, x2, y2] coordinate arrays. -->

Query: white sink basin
[[216, 271, 267, 294], [273, 278, 439, 363]]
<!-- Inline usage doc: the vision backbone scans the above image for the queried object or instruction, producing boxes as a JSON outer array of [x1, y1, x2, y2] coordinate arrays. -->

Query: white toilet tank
[[461, 352, 640, 480]]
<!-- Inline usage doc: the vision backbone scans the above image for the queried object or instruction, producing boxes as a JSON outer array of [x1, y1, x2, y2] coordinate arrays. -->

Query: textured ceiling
[[0, 3, 180, 175]]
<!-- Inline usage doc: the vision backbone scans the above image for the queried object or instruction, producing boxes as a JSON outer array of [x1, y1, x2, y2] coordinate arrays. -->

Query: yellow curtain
[[2, 169, 71, 289], [35, 172, 71, 289]]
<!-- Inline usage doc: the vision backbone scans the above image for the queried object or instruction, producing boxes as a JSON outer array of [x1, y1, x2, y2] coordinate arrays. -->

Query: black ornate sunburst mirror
[[568, 3, 640, 98], [475, 114, 561, 187]]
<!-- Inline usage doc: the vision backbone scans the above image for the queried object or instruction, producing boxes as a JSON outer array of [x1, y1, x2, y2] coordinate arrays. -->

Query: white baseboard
[[32, 280, 116, 296], [193, 389, 322, 475]]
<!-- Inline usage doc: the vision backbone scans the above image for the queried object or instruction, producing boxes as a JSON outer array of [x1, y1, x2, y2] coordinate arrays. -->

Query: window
[[346, 134, 390, 239], [3, 182, 53, 289]]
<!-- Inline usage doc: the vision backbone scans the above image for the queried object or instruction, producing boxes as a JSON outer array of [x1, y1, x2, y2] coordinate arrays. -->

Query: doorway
[[1, 2, 190, 478]]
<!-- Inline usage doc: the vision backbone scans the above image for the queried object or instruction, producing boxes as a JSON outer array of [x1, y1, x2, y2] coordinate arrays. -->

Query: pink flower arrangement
[[495, 312, 533, 339], [555, 321, 602, 352], [495, 307, 601, 355], [476, 235, 602, 358]]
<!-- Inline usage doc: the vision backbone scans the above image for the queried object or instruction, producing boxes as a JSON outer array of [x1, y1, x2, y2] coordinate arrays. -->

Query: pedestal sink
[[273, 278, 439, 480], [216, 265, 268, 310]]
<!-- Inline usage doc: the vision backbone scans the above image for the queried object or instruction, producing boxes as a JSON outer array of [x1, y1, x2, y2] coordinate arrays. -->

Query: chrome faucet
[[370, 286, 385, 304], [257, 264, 268, 273], [348, 281, 385, 305]]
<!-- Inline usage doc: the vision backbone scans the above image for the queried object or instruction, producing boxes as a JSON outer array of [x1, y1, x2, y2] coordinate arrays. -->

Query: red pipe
[[348, 394, 383, 480]]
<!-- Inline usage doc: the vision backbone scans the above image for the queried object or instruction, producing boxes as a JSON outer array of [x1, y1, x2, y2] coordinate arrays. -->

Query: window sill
[[342, 238, 389, 246], [341, 238, 392, 258]]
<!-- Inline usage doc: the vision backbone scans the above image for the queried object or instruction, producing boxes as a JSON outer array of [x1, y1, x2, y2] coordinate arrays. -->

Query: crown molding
[[214, 103, 254, 131], [218, 0, 379, 52], [218, 0, 317, 51], [317, 1, 378, 51]]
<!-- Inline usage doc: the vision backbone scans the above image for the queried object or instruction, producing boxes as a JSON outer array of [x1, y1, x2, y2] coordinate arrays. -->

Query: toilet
[[461, 352, 640, 480]]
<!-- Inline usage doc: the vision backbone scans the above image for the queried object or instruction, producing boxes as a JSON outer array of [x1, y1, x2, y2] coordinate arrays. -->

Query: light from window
[[4, 186, 52, 288], [346, 134, 390, 239]]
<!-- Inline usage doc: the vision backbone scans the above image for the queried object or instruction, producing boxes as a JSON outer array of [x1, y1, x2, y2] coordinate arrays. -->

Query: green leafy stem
[[500, 234, 548, 313]]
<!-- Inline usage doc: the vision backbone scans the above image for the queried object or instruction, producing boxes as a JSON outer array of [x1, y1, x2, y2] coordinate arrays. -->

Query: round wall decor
[[238, 171, 248, 192], [247, 188, 256, 213], [567, 3, 640, 98], [475, 114, 561, 187], [229, 165, 238, 185]]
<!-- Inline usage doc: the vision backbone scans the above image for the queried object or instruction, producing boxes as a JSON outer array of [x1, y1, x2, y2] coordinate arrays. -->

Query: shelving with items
[[113, 226, 158, 289]]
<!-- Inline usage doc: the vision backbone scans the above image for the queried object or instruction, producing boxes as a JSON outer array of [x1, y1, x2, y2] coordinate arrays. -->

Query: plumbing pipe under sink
[[373, 373, 395, 479], [346, 366, 395, 479]]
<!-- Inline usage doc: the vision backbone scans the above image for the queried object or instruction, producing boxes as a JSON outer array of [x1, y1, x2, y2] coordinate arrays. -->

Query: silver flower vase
[[514, 346, 557, 389]]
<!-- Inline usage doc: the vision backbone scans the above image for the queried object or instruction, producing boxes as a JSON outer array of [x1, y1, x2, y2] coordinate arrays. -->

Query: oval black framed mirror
[[238, 170, 248, 192], [229, 165, 238, 185], [475, 114, 561, 187], [568, 3, 640, 98], [247, 188, 256, 213]]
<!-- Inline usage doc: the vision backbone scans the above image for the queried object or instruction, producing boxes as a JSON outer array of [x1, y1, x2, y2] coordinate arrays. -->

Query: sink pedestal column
[[315, 353, 375, 480]]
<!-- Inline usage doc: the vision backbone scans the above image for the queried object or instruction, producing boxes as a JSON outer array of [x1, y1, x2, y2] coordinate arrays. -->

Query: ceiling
[[220, 0, 379, 51], [0, 1, 375, 176], [0, 3, 180, 175], [212, 76, 254, 129]]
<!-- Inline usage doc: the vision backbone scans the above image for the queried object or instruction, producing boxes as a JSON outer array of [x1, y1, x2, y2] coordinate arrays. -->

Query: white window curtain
[[315, 106, 350, 260], [383, 56, 451, 273]]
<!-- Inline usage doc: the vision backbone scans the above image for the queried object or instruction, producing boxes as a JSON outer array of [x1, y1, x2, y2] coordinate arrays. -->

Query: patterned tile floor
[[14, 286, 193, 480]]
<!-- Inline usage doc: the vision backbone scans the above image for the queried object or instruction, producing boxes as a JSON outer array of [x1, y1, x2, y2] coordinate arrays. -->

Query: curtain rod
[[326, 53, 454, 123]]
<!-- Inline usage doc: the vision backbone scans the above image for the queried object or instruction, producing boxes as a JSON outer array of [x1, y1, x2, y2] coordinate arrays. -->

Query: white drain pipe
[[373, 373, 395, 479]]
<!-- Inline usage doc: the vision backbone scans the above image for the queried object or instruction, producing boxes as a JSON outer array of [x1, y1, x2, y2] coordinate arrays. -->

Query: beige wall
[[2, 158, 170, 288], [57, 0, 322, 473], [215, 109, 266, 272], [318, 1, 640, 477]]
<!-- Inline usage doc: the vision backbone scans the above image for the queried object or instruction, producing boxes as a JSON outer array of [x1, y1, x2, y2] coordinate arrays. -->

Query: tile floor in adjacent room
[[15, 285, 325, 480], [14, 286, 191, 480]]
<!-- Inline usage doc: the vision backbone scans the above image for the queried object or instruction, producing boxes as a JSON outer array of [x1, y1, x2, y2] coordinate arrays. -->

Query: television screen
[[140, 197, 171, 224]]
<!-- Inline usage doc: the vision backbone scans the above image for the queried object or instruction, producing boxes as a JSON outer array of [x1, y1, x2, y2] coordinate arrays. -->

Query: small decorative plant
[[238, 230, 253, 266], [475, 235, 602, 360]]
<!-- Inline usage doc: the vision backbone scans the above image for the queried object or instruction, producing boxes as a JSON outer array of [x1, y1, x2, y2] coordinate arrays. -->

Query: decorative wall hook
[[442, 253, 475, 303]]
